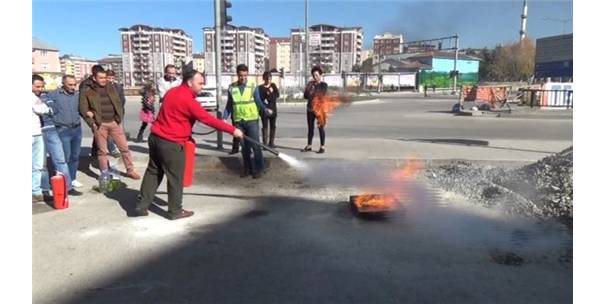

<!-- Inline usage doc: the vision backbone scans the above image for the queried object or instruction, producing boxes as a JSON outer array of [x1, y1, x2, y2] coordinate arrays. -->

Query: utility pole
[[304, 0, 309, 85], [214, 0, 232, 149], [377, 53, 383, 93], [214, 0, 223, 149], [452, 34, 459, 95], [299, 37, 303, 89]]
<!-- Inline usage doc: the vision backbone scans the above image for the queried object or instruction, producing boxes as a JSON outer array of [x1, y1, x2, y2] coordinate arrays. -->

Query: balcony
[[133, 36, 150, 41]]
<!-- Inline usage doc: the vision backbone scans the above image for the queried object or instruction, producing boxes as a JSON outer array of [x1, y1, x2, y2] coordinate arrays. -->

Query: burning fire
[[354, 194, 397, 211], [391, 158, 424, 180], [354, 157, 424, 212], [312, 95, 350, 128]]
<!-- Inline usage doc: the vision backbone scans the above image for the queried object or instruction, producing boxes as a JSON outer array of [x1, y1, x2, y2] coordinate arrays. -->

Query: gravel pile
[[425, 147, 573, 226]]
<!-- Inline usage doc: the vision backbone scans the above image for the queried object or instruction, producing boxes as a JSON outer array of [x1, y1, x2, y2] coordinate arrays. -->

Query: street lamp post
[[214, 0, 223, 149], [304, 0, 309, 86]]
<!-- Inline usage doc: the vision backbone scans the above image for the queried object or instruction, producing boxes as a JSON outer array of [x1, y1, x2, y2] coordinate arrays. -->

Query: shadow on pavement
[[103, 186, 170, 219], [401, 138, 556, 154], [60, 191, 572, 304], [78, 147, 100, 180]]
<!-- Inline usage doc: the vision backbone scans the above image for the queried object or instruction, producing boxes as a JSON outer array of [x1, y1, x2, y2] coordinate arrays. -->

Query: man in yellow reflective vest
[[223, 64, 273, 178]]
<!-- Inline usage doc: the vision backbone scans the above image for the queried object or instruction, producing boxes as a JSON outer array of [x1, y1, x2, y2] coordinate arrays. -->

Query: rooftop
[[32, 37, 59, 51], [119, 24, 191, 38], [405, 51, 482, 61]]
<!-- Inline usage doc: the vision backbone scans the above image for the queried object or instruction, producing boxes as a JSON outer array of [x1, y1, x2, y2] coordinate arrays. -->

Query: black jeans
[[306, 111, 325, 146], [261, 111, 277, 131], [137, 133, 186, 217]]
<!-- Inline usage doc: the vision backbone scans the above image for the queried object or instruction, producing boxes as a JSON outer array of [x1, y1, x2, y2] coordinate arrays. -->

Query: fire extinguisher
[[50, 173, 69, 209], [183, 139, 196, 187]]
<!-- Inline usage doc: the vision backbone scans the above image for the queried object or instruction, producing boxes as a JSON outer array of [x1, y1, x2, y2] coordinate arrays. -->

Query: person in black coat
[[258, 71, 280, 147], [301, 66, 328, 154]]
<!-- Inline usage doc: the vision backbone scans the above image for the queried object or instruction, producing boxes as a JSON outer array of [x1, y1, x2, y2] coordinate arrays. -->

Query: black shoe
[[252, 172, 262, 179], [240, 170, 251, 178], [300, 145, 312, 152], [170, 209, 194, 220], [229, 150, 239, 155], [131, 208, 149, 217], [317, 147, 325, 154], [68, 189, 83, 196]]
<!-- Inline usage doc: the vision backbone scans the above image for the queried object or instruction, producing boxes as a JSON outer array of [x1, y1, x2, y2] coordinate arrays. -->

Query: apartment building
[[290, 24, 363, 73], [203, 25, 270, 74], [98, 54, 124, 83], [269, 37, 291, 72], [373, 32, 403, 56], [120, 24, 193, 86]]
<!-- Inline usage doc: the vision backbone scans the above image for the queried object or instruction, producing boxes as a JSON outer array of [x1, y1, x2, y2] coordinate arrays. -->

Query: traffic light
[[279, 68, 284, 78], [220, 0, 232, 27]]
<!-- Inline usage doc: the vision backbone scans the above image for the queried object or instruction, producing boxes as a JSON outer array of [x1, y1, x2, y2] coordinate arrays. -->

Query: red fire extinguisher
[[50, 173, 69, 209], [183, 139, 196, 187]]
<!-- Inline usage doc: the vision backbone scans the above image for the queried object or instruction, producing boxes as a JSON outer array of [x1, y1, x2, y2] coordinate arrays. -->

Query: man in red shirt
[[133, 70, 243, 220]]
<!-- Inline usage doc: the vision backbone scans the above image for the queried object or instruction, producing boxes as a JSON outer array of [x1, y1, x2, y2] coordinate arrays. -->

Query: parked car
[[196, 89, 217, 110]]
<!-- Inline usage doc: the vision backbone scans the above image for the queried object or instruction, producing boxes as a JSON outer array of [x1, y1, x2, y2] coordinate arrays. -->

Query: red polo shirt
[[151, 84, 236, 144]]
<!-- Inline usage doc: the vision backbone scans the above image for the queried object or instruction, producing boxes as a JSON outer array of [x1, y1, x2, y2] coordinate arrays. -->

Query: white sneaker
[[71, 180, 83, 188]]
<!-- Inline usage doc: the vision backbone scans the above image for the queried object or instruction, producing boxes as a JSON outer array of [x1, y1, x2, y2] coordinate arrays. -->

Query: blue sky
[[32, 0, 573, 60]]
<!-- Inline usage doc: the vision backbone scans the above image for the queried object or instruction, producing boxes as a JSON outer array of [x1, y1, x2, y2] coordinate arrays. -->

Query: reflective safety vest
[[231, 81, 259, 121]]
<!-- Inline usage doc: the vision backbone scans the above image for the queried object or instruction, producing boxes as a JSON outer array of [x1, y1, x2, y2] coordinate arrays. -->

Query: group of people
[[32, 65, 139, 203], [32, 62, 331, 220]]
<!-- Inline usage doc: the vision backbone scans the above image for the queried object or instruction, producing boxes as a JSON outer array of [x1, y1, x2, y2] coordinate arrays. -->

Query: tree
[[361, 58, 374, 73], [479, 37, 535, 82], [352, 64, 361, 73]]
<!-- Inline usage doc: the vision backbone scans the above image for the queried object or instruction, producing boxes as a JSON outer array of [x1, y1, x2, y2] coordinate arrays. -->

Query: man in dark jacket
[[80, 66, 120, 162], [79, 67, 141, 180]]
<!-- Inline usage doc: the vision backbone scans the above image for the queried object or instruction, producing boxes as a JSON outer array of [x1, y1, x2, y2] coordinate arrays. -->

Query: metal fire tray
[[349, 194, 397, 214]]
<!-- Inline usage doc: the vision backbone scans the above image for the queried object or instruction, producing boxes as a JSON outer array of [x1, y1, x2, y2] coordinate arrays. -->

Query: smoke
[[381, 1, 464, 42], [302, 160, 571, 257]]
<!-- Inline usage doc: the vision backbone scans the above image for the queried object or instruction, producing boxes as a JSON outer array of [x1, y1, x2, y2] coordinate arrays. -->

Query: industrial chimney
[[519, 0, 528, 42]]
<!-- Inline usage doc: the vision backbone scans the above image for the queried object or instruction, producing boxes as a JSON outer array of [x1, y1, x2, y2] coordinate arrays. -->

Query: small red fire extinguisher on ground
[[183, 139, 196, 187], [50, 173, 69, 209]]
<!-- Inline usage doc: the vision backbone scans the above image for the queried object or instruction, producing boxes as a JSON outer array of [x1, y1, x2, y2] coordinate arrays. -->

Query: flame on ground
[[355, 157, 425, 211], [312, 95, 351, 128], [354, 194, 397, 211]]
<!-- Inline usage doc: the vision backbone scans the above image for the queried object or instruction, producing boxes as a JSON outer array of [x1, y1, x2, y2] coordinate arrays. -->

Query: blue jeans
[[57, 125, 82, 183], [41, 128, 72, 191], [235, 120, 265, 174], [32, 135, 45, 195]]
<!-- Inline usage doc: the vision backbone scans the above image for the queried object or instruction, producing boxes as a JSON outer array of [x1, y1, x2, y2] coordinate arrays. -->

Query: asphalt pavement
[[33, 93, 572, 303]]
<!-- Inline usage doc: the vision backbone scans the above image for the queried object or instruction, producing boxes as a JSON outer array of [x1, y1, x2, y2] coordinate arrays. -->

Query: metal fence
[[518, 89, 573, 109]]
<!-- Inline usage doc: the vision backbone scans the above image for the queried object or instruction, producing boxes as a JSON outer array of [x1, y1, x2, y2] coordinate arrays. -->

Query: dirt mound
[[425, 147, 573, 226]]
